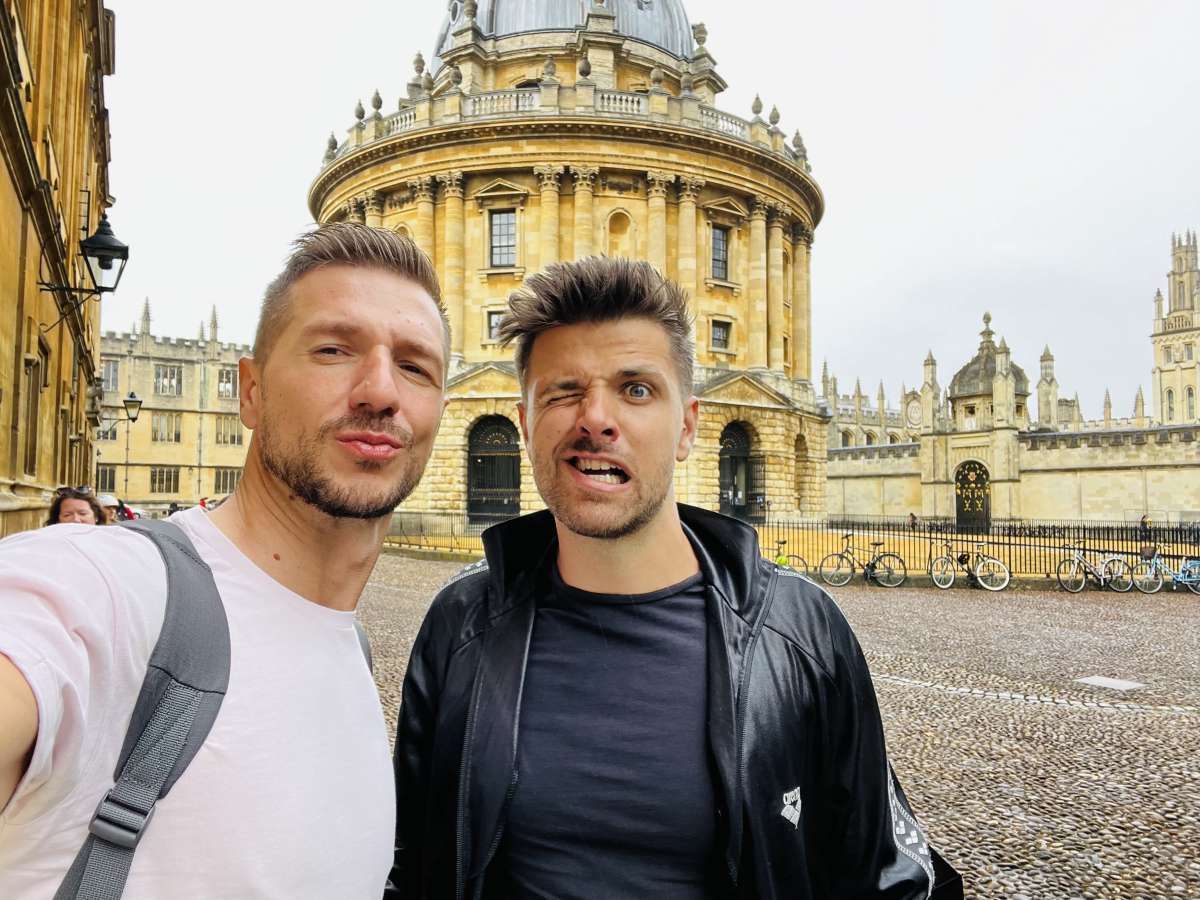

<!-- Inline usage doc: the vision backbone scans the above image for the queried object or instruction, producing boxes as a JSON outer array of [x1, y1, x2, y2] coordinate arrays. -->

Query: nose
[[348, 346, 404, 418], [576, 389, 620, 442]]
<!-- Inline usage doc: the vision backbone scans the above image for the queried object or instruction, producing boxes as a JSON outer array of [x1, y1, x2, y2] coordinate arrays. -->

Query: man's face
[[242, 264, 447, 519], [519, 318, 697, 540]]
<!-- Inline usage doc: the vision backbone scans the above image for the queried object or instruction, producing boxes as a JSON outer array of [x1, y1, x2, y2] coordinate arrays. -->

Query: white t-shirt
[[0, 508, 394, 899]]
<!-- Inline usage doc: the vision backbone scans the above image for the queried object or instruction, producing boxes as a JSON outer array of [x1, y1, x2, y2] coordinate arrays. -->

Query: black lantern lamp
[[40, 213, 130, 332], [122, 391, 143, 423]]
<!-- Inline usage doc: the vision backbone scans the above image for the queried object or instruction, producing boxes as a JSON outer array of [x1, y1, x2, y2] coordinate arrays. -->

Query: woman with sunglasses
[[45, 487, 104, 526]]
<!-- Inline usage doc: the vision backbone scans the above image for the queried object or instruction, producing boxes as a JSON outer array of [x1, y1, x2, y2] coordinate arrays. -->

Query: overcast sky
[[101, 0, 1200, 419]]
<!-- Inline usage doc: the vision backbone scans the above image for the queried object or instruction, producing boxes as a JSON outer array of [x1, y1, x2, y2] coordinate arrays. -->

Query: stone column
[[792, 224, 813, 382], [570, 165, 598, 257], [363, 191, 384, 227], [646, 170, 673, 274], [410, 177, 435, 259], [677, 176, 705, 300], [747, 196, 769, 369], [436, 171, 465, 361], [344, 197, 366, 225], [767, 204, 787, 371], [534, 165, 564, 268]]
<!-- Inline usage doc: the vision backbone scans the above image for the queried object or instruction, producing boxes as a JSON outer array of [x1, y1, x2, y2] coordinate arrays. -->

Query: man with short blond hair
[[390, 256, 961, 899], [0, 223, 448, 899]]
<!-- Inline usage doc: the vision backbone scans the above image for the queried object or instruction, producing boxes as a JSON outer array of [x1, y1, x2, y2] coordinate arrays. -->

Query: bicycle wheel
[[784, 555, 810, 577], [819, 552, 853, 587], [873, 553, 907, 588], [930, 556, 955, 589], [975, 556, 1011, 592], [1131, 561, 1163, 594], [1056, 558, 1086, 593], [1180, 559, 1200, 595], [1102, 558, 1133, 593]]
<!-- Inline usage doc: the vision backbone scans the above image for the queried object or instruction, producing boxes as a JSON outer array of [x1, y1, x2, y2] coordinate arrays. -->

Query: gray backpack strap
[[354, 619, 373, 673], [54, 519, 230, 900]]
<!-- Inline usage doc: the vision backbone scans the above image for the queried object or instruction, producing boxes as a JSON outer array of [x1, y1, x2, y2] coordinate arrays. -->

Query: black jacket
[[388, 505, 963, 900]]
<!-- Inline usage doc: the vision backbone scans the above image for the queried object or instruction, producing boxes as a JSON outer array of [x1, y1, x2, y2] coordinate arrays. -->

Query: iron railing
[[385, 509, 1200, 578]]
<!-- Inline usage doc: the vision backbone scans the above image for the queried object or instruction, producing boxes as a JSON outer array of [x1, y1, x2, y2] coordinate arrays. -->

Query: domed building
[[310, 0, 827, 521]]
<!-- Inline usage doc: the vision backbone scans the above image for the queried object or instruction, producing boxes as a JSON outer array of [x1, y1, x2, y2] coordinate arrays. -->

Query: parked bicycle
[[773, 538, 809, 576], [928, 540, 1011, 592], [1055, 543, 1134, 593], [819, 534, 907, 588], [1130, 545, 1200, 594]]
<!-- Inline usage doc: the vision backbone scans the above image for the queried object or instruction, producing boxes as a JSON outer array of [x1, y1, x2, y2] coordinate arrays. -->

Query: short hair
[[498, 256, 694, 392], [46, 488, 104, 527], [254, 223, 449, 371]]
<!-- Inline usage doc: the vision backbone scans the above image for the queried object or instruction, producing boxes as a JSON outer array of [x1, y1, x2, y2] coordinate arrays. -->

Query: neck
[[554, 499, 698, 594], [207, 447, 389, 612]]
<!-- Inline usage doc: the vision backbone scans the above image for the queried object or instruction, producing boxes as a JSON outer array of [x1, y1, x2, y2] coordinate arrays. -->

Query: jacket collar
[[480, 503, 766, 618]]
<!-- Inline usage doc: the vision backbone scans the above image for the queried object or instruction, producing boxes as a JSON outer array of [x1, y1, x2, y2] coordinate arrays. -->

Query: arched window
[[467, 417, 521, 523], [864, 432, 876, 446], [607, 211, 632, 258], [1187, 387, 1196, 420], [1166, 389, 1175, 422], [888, 433, 900, 444], [841, 430, 854, 448]]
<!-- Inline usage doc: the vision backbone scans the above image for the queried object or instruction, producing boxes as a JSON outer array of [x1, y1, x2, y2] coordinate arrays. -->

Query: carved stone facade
[[310, 2, 828, 518], [1, 2, 117, 535]]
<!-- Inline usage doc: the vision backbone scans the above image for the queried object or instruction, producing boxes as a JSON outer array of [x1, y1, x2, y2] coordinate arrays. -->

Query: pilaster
[[410, 176, 436, 260], [534, 165, 564, 268], [766, 203, 787, 371], [570, 166, 599, 258], [677, 176, 705, 302], [436, 171, 466, 360], [747, 196, 769, 369], [792, 224, 812, 382], [646, 169, 673, 274]]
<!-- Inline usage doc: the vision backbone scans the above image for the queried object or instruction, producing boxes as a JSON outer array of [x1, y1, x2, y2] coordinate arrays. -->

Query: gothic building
[[310, 0, 827, 521]]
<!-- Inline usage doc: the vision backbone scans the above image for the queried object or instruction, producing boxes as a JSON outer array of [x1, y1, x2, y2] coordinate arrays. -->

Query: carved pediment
[[471, 177, 529, 210], [448, 362, 521, 396], [702, 195, 749, 225], [700, 372, 789, 408]]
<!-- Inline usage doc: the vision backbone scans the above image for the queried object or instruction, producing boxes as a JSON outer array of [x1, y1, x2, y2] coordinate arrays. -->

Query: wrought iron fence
[[385, 508, 1200, 578]]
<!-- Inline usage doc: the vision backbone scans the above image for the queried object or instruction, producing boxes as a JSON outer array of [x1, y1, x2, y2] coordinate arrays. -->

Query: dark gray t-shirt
[[489, 565, 718, 900]]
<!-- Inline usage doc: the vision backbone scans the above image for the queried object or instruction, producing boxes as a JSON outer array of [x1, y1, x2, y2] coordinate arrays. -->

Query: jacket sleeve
[[384, 597, 450, 900], [815, 608, 962, 900]]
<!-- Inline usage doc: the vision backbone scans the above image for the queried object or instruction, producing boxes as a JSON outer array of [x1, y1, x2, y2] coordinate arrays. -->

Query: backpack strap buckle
[[88, 791, 155, 849]]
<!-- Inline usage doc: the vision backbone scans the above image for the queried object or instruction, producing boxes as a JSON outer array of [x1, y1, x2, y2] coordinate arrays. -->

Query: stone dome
[[948, 314, 1030, 399], [433, 0, 695, 67]]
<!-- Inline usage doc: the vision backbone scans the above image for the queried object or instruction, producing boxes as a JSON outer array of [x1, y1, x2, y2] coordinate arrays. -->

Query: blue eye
[[627, 384, 651, 399]]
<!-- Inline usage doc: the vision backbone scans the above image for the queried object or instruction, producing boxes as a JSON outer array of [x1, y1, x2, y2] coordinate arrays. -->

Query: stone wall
[[826, 444, 921, 517]]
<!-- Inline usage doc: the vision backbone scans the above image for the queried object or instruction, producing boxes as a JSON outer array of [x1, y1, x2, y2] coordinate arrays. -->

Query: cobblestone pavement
[[358, 554, 1200, 899]]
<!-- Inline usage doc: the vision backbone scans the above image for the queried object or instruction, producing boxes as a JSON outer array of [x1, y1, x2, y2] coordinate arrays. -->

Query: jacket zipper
[[455, 665, 486, 900], [727, 567, 775, 886]]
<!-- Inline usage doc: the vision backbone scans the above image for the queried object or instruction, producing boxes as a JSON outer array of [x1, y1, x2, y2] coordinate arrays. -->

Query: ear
[[238, 356, 262, 430], [517, 399, 530, 445], [676, 395, 699, 462]]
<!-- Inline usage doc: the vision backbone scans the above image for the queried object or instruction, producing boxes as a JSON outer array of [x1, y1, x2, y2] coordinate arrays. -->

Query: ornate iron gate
[[719, 423, 753, 521], [955, 460, 991, 533], [467, 416, 521, 524]]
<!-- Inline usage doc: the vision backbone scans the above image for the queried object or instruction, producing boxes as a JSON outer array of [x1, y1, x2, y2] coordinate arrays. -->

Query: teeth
[[574, 458, 623, 474], [583, 471, 624, 484]]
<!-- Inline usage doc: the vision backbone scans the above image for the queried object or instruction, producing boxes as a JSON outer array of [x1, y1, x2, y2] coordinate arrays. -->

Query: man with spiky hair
[[0, 224, 448, 899], [390, 256, 961, 900]]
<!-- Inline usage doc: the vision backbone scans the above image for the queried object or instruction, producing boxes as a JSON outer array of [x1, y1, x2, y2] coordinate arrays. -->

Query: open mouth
[[569, 457, 630, 485]]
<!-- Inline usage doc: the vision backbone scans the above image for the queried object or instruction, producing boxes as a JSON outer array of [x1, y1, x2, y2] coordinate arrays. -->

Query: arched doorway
[[719, 422, 764, 521], [467, 416, 521, 523], [955, 460, 991, 533], [794, 433, 808, 511]]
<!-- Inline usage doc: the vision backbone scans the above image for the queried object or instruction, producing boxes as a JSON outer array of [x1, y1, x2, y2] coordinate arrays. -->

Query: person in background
[[45, 488, 103, 527], [97, 494, 120, 524]]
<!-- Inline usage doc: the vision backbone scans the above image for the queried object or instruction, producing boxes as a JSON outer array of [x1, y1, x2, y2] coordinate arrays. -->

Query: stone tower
[[1151, 230, 1199, 424], [1036, 345, 1058, 429]]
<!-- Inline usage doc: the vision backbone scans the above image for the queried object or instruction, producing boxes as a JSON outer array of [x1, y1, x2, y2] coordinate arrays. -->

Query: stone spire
[[140, 298, 151, 335], [209, 306, 219, 344], [1103, 388, 1112, 427], [1134, 386, 1146, 425]]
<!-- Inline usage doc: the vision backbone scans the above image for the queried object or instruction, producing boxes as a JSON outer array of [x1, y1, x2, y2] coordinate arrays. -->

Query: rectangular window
[[102, 358, 120, 392], [97, 419, 118, 441], [154, 364, 183, 396], [1188, 344, 1195, 361], [782, 334, 790, 366], [150, 466, 180, 494], [216, 414, 243, 446], [95, 464, 116, 493], [490, 210, 517, 268], [214, 467, 241, 494], [711, 319, 731, 351], [217, 368, 238, 399], [711, 226, 730, 281], [487, 310, 505, 341], [152, 412, 182, 443]]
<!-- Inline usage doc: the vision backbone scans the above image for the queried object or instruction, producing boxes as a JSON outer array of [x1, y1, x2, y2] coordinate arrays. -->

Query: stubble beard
[[258, 409, 424, 520], [535, 438, 673, 540]]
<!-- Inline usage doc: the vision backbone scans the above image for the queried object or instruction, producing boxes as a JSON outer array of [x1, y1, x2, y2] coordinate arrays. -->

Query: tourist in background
[[45, 488, 103, 526], [97, 494, 120, 524]]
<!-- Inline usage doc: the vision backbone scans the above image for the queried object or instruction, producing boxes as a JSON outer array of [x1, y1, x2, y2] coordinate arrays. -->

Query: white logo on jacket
[[780, 787, 802, 828]]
